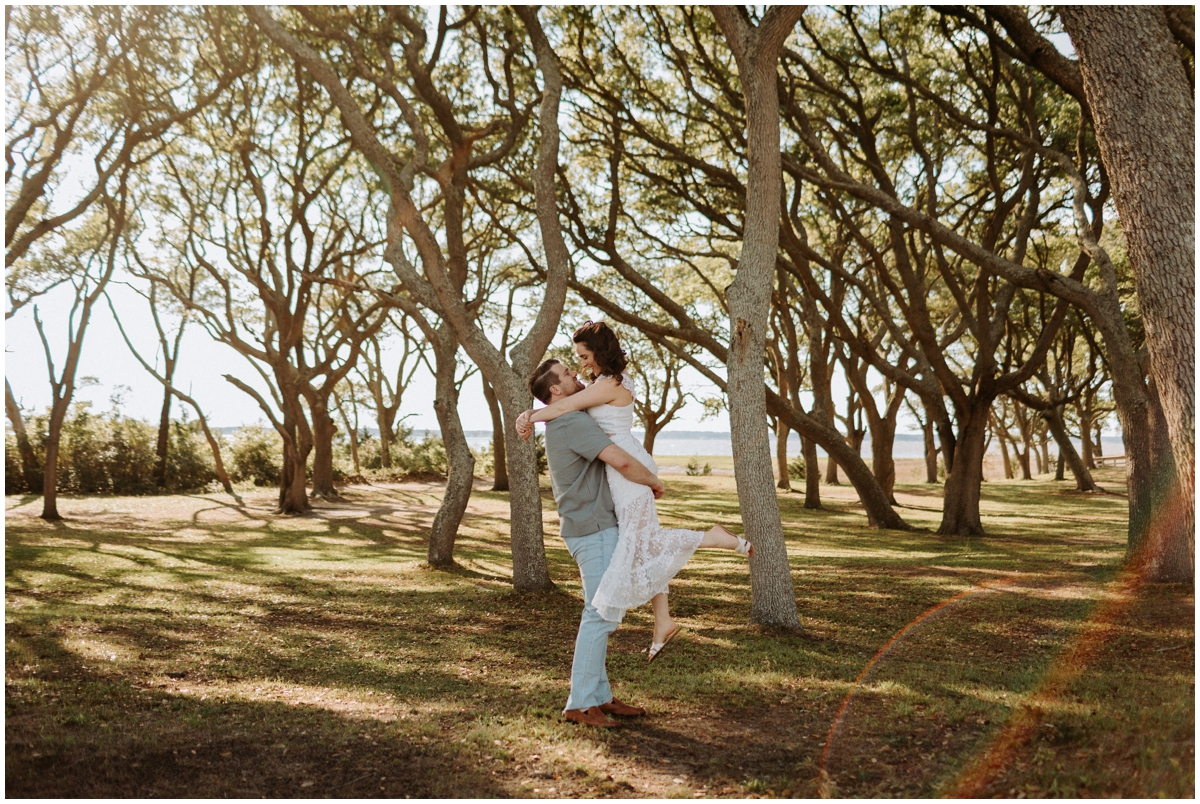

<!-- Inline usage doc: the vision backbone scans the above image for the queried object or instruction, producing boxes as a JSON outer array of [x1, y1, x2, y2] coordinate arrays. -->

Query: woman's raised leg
[[698, 524, 755, 555]]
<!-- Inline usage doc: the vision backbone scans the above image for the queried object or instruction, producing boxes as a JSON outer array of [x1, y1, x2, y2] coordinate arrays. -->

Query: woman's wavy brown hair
[[572, 320, 627, 382]]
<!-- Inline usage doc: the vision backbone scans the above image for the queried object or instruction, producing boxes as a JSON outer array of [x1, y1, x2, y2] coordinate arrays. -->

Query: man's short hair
[[528, 358, 561, 404]]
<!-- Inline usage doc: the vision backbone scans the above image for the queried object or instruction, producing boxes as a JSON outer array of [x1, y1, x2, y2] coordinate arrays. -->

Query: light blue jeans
[[562, 525, 621, 712]]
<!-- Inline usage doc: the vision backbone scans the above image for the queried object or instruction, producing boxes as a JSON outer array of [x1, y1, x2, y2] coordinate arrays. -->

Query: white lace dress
[[589, 374, 704, 622]]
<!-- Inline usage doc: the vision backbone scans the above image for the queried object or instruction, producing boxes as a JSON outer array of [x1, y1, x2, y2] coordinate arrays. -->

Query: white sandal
[[648, 625, 682, 663], [715, 524, 754, 556]]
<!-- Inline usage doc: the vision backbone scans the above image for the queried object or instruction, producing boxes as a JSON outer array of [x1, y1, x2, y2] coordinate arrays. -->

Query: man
[[525, 358, 664, 728]]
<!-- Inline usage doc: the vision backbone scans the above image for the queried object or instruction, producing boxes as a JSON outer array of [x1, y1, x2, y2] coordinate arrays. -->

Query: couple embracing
[[517, 321, 752, 728]]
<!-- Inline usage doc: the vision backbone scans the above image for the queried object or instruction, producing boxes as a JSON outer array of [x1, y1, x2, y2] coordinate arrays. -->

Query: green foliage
[[228, 425, 282, 487], [685, 457, 712, 476], [165, 421, 217, 492], [4, 402, 218, 495], [471, 441, 495, 475], [337, 423, 449, 480], [394, 433, 448, 479], [533, 432, 548, 476], [4, 435, 38, 492], [788, 455, 807, 481], [471, 433, 543, 476], [61, 405, 125, 493], [350, 428, 384, 471]]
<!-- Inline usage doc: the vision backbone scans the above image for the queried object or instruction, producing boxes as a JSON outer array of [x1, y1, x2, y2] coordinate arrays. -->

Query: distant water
[[439, 430, 1125, 460]]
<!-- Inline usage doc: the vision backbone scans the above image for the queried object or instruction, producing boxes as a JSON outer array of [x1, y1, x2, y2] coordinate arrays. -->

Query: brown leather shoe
[[563, 706, 619, 727], [599, 697, 645, 717]]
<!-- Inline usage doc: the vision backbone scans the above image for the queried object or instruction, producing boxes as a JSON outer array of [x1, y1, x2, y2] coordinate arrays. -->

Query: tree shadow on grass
[[6, 476, 1190, 798], [5, 670, 508, 798]]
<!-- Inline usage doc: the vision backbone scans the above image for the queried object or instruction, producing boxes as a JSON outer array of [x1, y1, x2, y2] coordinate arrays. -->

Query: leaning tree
[[246, 5, 575, 590]]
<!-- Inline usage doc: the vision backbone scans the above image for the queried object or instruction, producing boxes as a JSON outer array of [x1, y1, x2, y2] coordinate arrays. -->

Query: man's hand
[[515, 410, 534, 442]]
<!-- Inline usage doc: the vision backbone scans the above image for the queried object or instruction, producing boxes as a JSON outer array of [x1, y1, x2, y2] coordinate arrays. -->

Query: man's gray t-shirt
[[545, 411, 618, 538]]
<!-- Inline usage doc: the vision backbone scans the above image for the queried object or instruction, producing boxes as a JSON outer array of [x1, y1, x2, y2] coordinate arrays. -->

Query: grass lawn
[[5, 466, 1193, 798]]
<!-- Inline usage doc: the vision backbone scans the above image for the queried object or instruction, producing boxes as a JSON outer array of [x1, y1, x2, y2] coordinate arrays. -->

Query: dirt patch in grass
[[5, 472, 1193, 797]]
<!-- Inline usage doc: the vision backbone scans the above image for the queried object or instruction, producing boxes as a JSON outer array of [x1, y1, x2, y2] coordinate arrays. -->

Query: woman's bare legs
[[650, 526, 750, 645], [650, 593, 676, 644]]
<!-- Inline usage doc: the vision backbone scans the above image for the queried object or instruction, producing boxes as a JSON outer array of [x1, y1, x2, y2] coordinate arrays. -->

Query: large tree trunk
[[377, 403, 394, 470], [921, 410, 939, 484], [1044, 405, 1098, 492], [938, 400, 992, 536], [870, 413, 897, 502], [822, 418, 841, 485], [335, 398, 361, 475], [713, 4, 806, 629], [1012, 404, 1035, 480], [775, 419, 791, 491], [1121, 374, 1191, 576], [276, 406, 312, 515], [153, 385, 172, 489], [807, 323, 840, 486], [1060, 6, 1195, 582], [1037, 426, 1050, 476], [1016, 443, 1032, 480], [482, 377, 508, 491], [5, 379, 40, 492], [278, 442, 311, 514], [309, 397, 339, 500], [493, 373, 552, 590], [40, 435, 63, 520], [994, 415, 1014, 480], [428, 330, 475, 567], [642, 426, 660, 456], [802, 433, 821, 508], [844, 358, 902, 502], [1077, 403, 1096, 469]]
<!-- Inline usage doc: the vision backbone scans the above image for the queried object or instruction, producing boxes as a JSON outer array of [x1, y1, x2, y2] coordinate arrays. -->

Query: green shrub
[[5, 433, 35, 493], [6, 412, 49, 494], [228, 425, 282, 486], [334, 424, 449, 480], [3, 403, 217, 495], [353, 429, 383, 471], [61, 404, 115, 493], [787, 455, 806, 480], [533, 432, 547, 475], [686, 457, 712, 476], [471, 432, 543, 476], [104, 414, 158, 495], [165, 421, 218, 492], [393, 433, 447, 478], [471, 441, 495, 475]]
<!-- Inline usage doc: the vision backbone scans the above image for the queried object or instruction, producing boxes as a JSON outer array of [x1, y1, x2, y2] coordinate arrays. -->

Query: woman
[[516, 321, 752, 662]]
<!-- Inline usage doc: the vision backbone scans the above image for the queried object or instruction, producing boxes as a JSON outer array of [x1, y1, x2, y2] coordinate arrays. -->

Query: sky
[[6, 275, 921, 436], [6, 271, 1123, 441], [4, 278, 739, 433]]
